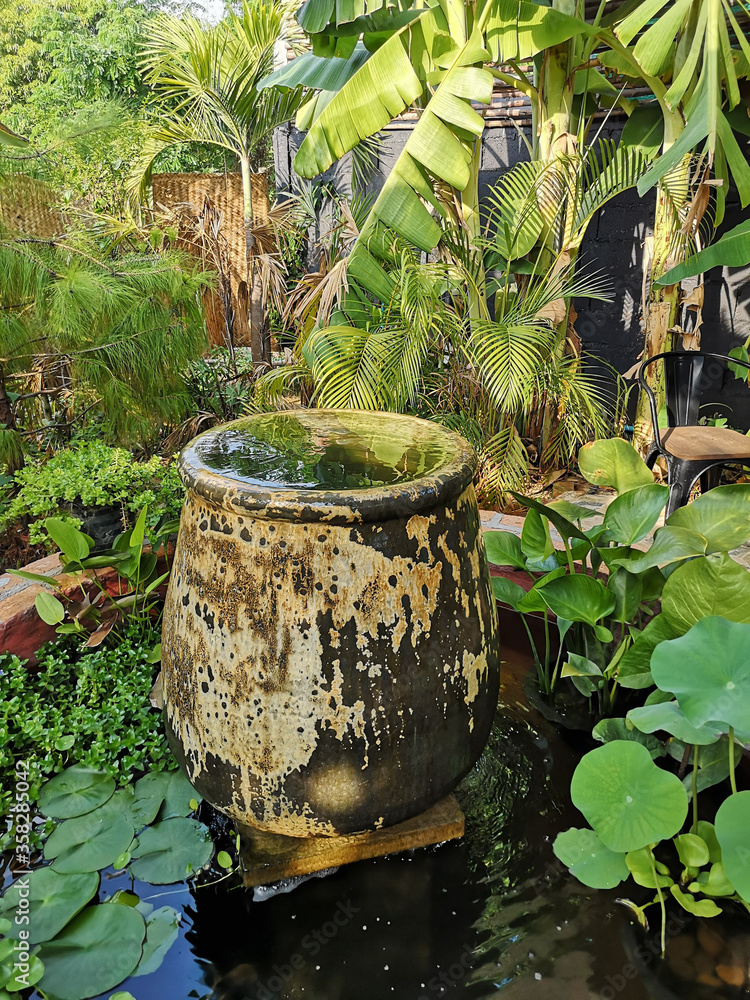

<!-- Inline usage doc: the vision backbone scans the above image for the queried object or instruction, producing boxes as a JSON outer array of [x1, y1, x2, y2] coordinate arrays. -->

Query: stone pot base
[[238, 794, 464, 888]]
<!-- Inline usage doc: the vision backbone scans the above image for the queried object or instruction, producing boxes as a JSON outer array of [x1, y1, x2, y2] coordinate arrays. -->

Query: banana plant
[[596, 0, 750, 447]]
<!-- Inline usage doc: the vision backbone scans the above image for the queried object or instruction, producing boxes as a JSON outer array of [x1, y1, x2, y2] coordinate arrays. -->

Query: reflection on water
[[191, 412, 453, 491], [10, 631, 750, 1000]]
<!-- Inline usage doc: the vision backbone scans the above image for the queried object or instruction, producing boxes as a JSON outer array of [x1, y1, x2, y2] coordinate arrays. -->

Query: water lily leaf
[[38, 904, 145, 1000], [157, 771, 201, 820], [602, 484, 668, 544], [570, 741, 688, 853], [102, 772, 173, 830], [45, 812, 134, 874], [4, 950, 43, 991], [661, 555, 750, 633], [627, 702, 722, 745], [491, 576, 526, 609], [0, 869, 99, 945], [578, 438, 654, 494], [650, 617, 750, 730], [669, 884, 722, 917], [666, 485, 750, 553], [38, 766, 115, 819], [553, 828, 629, 889], [536, 574, 615, 626], [483, 530, 526, 569], [133, 906, 180, 977], [591, 718, 664, 758], [626, 847, 674, 888], [617, 613, 681, 690], [129, 818, 212, 884], [674, 833, 710, 869], [615, 526, 707, 573], [715, 791, 750, 903]]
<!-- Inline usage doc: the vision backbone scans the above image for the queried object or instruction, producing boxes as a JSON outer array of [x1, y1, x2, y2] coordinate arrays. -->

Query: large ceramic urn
[[162, 409, 500, 837]]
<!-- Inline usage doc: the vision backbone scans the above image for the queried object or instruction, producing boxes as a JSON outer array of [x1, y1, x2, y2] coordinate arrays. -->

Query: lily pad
[[38, 904, 145, 1000], [553, 828, 629, 889], [45, 812, 134, 874], [133, 906, 181, 977], [715, 791, 750, 903], [661, 554, 750, 633], [0, 869, 99, 945], [129, 818, 212, 884], [570, 741, 688, 853], [650, 617, 750, 730], [627, 701, 723, 745], [38, 766, 115, 819], [157, 771, 202, 820]]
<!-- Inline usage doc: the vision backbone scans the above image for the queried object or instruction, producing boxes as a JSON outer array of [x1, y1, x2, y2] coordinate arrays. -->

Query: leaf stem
[[692, 744, 699, 832], [729, 727, 737, 795], [648, 849, 667, 958]]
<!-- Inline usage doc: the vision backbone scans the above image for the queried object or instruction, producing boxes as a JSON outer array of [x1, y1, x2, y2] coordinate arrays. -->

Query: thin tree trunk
[[240, 154, 268, 365], [461, 140, 484, 321]]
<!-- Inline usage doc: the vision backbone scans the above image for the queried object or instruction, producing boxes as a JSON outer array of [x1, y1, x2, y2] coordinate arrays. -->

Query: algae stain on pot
[[161, 411, 500, 838]]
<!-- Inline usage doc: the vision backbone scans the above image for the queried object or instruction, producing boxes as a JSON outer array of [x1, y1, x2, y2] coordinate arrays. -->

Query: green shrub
[[1, 440, 185, 546], [0, 626, 174, 849]]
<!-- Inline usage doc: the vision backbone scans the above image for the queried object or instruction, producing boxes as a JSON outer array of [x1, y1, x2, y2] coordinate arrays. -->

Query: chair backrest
[[663, 353, 706, 426]]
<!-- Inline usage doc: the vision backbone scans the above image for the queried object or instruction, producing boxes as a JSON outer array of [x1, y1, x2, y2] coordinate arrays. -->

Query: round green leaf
[[537, 573, 615, 626], [602, 484, 668, 544], [692, 861, 735, 897], [578, 438, 654, 494], [5, 951, 44, 992], [591, 718, 664, 757], [650, 617, 750, 730], [674, 833, 710, 869], [715, 791, 750, 903], [157, 771, 201, 820], [38, 904, 145, 1000], [669, 884, 722, 917], [666, 484, 750, 553], [110, 993, 138, 999], [662, 554, 750, 633], [133, 906, 180, 977], [39, 766, 116, 819], [553, 827, 629, 889], [570, 741, 688, 853], [0, 869, 99, 945], [129, 818, 212, 884], [54, 736, 76, 752], [627, 701, 723, 745], [216, 851, 233, 869], [45, 812, 134, 874], [625, 847, 674, 888]]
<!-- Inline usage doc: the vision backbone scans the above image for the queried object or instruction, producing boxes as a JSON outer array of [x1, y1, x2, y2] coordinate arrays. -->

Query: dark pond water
[[4, 622, 750, 1000], [189, 412, 455, 491]]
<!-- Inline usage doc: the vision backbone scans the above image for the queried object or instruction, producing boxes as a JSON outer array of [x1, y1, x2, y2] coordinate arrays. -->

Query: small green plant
[[0, 765, 213, 1000], [485, 438, 750, 712], [13, 509, 176, 646], [0, 626, 173, 850], [554, 616, 750, 953], [1, 441, 184, 547]]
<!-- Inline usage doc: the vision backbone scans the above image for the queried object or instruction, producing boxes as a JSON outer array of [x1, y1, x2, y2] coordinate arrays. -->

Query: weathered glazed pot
[[162, 409, 500, 837]]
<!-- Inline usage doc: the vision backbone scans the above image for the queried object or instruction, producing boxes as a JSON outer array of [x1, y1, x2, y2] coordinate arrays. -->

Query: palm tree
[[132, 0, 305, 362]]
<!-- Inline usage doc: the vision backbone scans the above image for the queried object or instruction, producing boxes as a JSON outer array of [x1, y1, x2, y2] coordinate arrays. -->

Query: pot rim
[[176, 409, 477, 524]]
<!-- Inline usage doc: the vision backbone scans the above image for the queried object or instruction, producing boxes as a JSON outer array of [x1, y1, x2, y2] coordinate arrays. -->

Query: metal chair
[[638, 351, 750, 516]]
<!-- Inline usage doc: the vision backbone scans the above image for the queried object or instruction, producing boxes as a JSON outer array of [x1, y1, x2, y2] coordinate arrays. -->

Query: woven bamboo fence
[[0, 174, 66, 238], [152, 172, 270, 349]]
